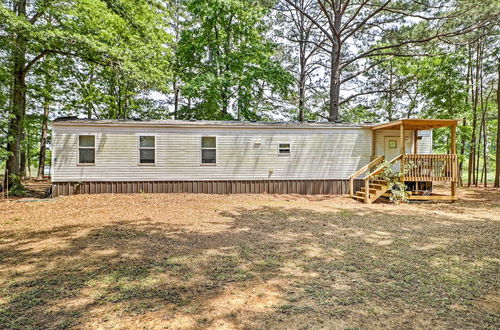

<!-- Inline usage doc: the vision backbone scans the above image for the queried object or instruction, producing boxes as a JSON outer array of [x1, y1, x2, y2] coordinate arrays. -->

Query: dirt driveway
[[0, 188, 499, 329]]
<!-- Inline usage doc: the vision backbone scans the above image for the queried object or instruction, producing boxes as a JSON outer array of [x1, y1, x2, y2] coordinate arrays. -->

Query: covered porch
[[350, 119, 459, 203]]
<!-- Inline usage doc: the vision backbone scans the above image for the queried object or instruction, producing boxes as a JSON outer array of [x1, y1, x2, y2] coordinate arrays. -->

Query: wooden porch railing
[[402, 154, 458, 182], [348, 155, 385, 197], [360, 154, 402, 203], [348, 153, 459, 203]]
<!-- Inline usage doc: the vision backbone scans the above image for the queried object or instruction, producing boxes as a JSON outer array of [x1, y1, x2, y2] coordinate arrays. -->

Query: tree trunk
[[328, 4, 342, 122], [173, 81, 179, 120], [4, 0, 27, 188], [494, 63, 500, 187], [298, 79, 305, 122], [298, 51, 306, 121], [26, 132, 31, 180], [476, 50, 486, 187], [297, 11, 306, 122], [460, 51, 472, 188], [482, 113, 487, 187], [388, 63, 394, 121], [37, 102, 50, 180], [458, 118, 467, 187], [20, 132, 27, 179], [468, 42, 481, 187], [329, 45, 341, 122], [476, 114, 483, 187]]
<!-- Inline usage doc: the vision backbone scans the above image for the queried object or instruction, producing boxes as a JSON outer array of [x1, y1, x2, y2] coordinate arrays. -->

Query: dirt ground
[[0, 188, 499, 329]]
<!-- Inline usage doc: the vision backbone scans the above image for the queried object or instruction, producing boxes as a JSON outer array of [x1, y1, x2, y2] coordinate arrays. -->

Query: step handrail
[[348, 155, 385, 197], [360, 154, 402, 204], [363, 154, 402, 180]]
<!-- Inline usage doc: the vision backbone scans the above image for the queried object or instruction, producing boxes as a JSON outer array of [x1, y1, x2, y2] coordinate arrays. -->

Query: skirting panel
[[52, 179, 363, 196]]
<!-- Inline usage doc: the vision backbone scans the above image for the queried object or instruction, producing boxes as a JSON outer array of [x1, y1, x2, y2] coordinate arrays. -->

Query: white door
[[384, 137, 400, 161], [384, 136, 412, 171]]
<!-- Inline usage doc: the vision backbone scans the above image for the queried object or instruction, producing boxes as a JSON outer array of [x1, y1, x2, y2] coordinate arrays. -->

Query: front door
[[384, 137, 400, 163], [384, 136, 413, 171]]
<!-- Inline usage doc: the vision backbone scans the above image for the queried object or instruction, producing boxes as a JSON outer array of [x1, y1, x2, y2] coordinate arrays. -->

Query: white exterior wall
[[51, 125, 373, 182], [374, 129, 432, 156]]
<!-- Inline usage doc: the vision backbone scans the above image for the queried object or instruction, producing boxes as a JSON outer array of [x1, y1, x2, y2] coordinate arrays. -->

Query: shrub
[[375, 160, 415, 204], [7, 175, 27, 197]]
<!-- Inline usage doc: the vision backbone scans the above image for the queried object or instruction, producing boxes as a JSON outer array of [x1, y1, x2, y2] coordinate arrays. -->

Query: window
[[278, 143, 291, 155], [78, 135, 95, 164], [139, 136, 155, 164], [201, 137, 216, 164]]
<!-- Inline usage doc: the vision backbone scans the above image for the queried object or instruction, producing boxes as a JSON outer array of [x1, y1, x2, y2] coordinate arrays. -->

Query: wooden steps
[[348, 153, 458, 203], [352, 180, 389, 204]]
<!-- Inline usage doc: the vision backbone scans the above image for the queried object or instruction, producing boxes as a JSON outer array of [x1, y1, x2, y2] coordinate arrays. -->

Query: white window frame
[[138, 135, 156, 166], [277, 143, 291, 156], [77, 135, 96, 166], [200, 136, 217, 165]]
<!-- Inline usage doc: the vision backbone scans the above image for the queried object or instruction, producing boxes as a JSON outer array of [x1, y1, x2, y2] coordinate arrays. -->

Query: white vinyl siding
[[374, 129, 433, 156], [51, 125, 373, 182]]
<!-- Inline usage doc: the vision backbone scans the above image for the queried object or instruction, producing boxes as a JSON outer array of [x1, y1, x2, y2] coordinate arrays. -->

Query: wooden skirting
[[51, 179, 364, 196]]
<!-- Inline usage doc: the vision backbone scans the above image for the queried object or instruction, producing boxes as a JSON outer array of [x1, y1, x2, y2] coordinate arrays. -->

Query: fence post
[[364, 179, 370, 204]]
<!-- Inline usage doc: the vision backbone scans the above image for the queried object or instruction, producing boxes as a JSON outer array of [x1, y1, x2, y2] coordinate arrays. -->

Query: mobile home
[[51, 118, 459, 203]]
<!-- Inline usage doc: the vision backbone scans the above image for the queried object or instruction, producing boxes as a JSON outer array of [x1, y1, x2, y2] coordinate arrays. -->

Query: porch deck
[[349, 119, 459, 203]]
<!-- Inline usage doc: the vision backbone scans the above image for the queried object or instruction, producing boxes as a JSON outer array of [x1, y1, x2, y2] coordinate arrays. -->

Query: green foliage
[[0, 0, 173, 119], [1, 0, 174, 172], [7, 174, 27, 197], [175, 0, 293, 120], [340, 105, 379, 123], [375, 161, 416, 204]]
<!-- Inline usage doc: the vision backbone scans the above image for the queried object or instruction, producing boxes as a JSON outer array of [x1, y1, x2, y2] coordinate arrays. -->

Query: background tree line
[[1, 0, 499, 190]]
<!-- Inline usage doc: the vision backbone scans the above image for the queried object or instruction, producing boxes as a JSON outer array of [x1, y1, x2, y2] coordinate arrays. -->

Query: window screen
[[278, 143, 291, 155], [201, 137, 216, 164], [78, 135, 95, 164], [139, 136, 155, 164]]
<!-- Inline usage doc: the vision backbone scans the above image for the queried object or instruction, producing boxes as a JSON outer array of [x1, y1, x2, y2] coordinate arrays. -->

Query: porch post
[[414, 130, 418, 191], [400, 123, 405, 155], [451, 124, 457, 200], [451, 125, 456, 154], [371, 130, 376, 159], [400, 123, 405, 177], [413, 130, 418, 154]]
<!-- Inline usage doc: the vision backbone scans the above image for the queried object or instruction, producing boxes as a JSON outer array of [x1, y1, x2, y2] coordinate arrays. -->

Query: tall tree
[[495, 63, 500, 188], [283, 0, 498, 121], [0, 0, 172, 188], [176, 0, 292, 120], [276, 0, 326, 121]]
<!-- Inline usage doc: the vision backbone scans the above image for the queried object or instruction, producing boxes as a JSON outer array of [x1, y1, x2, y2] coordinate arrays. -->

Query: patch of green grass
[[249, 257, 281, 273], [205, 255, 254, 282], [1, 193, 499, 329], [276, 304, 314, 315], [154, 257, 194, 280], [337, 209, 354, 217]]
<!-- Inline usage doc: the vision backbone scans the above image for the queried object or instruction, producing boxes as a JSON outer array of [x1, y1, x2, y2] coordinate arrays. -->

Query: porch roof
[[371, 119, 459, 131]]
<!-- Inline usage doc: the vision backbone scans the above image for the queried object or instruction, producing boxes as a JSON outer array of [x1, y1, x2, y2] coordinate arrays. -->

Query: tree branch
[[341, 0, 391, 42], [340, 88, 401, 105], [23, 50, 48, 75], [341, 59, 387, 84], [283, 0, 334, 42], [340, 20, 488, 69], [340, 0, 370, 34]]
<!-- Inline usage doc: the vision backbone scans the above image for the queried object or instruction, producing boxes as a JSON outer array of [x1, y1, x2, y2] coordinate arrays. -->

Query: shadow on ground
[[0, 201, 498, 328]]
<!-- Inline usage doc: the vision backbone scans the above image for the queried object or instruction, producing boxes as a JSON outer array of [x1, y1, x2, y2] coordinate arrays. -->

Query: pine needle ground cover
[[0, 189, 498, 329]]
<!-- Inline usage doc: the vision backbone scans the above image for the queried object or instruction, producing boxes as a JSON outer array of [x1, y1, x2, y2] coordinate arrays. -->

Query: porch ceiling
[[371, 119, 459, 131]]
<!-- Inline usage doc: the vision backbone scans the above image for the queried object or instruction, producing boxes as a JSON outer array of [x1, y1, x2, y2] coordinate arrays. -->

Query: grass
[[0, 188, 499, 329]]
